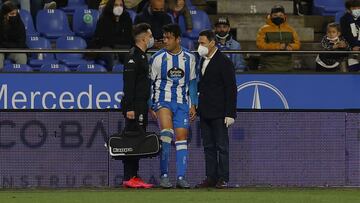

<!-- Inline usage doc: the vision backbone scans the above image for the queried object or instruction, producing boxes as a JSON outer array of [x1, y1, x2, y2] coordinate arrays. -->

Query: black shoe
[[215, 180, 229, 189], [195, 178, 216, 188]]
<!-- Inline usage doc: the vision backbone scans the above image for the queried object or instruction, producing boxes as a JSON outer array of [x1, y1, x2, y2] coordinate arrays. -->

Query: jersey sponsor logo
[[167, 67, 184, 80]]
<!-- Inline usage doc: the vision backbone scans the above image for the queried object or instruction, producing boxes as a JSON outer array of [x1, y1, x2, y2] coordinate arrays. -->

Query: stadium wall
[[0, 111, 359, 188]]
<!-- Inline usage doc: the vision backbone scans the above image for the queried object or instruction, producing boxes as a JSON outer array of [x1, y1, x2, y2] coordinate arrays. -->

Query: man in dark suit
[[195, 30, 237, 189]]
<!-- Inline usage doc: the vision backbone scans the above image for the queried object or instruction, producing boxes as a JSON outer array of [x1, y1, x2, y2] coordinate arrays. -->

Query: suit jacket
[[198, 49, 237, 119]]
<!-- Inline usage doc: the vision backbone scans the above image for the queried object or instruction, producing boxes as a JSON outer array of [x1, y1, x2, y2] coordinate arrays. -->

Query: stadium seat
[[335, 10, 346, 23], [312, 0, 345, 16], [62, 0, 88, 14], [26, 36, 58, 69], [4, 59, 13, 66], [73, 8, 99, 39], [3, 64, 32, 72], [127, 9, 137, 23], [36, 9, 73, 39], [112, 64, 124, 72], [76, 64, 107, 72], [19, 9, 38, 37], [40, 63, 71, 72], [181, 37, 194, 50], [56, 36, 92, 67], [181, 9, 211, 40]]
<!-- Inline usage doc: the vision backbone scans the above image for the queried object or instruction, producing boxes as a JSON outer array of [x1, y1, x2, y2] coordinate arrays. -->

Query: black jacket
[[0, 14, 26, 48], [198, 50, 237, 119], [134, 7, 172, 40], [340, 12, 360, 48], [90, 10, 133, 48], [122, 46, 151, 112]]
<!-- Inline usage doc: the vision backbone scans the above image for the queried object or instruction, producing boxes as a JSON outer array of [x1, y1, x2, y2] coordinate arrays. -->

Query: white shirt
[[150, 48, 196, 104], [201, 48, 218, 76]]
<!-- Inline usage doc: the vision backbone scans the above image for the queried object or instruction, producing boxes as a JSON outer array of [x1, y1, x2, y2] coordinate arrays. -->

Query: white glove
[[224, 117, 235, 128]]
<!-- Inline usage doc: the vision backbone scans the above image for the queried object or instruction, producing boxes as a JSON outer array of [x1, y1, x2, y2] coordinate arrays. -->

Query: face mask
[[197, 45, 209, 57], [327, 36, 339, 41], [271, 17, 285, 26], [352, 9, 360, 18], [8, 15, 18, 24], [147, 37, 154, 49], [152, 11, 164, 17], [113, 6, 123, 16], [216, 31, 229, 40]]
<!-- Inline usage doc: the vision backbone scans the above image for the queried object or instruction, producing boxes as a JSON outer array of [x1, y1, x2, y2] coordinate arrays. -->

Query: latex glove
[[224, 117, 235, 128]]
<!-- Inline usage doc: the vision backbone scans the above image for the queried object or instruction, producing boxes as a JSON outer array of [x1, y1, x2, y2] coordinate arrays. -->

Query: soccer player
[[149, 24, 197, 189]]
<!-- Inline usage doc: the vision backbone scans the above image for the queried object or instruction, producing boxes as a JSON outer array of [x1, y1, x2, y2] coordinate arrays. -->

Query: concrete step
[[236, 26, 314, 42], [209, 15, 335, 33], [217, 0, 294, 14]]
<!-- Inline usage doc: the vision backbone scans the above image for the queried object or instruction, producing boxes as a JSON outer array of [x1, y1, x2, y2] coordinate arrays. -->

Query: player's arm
[[189, 54, 198, 121], [148, 55, 159, 119]]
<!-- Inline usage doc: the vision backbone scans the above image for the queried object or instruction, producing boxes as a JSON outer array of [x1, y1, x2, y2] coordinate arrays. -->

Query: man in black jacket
[[121, 23, 154, 188], [195, 30, 237, 189], [134, 0, 172, 49], [0, 1, 27, 70]]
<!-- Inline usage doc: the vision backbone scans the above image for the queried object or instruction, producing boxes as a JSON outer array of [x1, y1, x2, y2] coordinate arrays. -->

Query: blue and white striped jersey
[[150, 48, 196, 104]]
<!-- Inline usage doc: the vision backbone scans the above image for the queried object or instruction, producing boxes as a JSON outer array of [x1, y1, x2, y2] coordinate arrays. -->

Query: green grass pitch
[[0, 188, 359, 203]]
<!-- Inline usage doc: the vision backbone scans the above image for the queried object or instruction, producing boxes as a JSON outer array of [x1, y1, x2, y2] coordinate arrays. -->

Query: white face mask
[[113, 6, 123, 16], [352, 9, 360, 18], [147, 37, 154, 49], [327, 36, 339, 41], [197, 45, 209, 57]]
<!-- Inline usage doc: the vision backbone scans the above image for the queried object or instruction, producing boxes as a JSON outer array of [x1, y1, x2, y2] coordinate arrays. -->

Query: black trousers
[[200, 117, 229, 182], [122, 102, 148, 181]]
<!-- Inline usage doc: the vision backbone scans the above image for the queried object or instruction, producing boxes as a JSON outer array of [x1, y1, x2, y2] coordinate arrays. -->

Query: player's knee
[[160, 129, 174, 144]]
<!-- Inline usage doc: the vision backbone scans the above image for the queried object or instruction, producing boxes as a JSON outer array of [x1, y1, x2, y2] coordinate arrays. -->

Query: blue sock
[[175, 140, 188, 179], [160, 129, 173, 177]]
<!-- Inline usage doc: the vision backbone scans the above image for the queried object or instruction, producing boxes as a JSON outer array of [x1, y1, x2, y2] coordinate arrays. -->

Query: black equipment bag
[[108, 125, 160, 159]]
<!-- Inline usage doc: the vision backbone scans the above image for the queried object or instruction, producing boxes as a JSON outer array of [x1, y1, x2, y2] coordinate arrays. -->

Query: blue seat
[[3, 64, 32, 72], [112, 64, 124, 72], [73, 8, 99, 39], [40, 63, 71, 72], [127, 9, 137, 23], [19, 9, 38, 37], [77, 64, 107, 72], [182, 9, 211, 40], [56, 36, 92, 67], [26, 36, 58, 69], [335, 10, 346, 23], [4, 59, 13, 66], [181, 37, 194, 50], [62, 0, 88, 13], [313, 0, 345, 16], [36, 9, 73, 39]]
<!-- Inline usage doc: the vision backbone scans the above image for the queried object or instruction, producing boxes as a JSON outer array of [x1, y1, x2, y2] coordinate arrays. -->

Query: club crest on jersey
[[167, 67, 184, 80]]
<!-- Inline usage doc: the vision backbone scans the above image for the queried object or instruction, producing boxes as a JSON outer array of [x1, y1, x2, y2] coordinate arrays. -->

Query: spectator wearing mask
[[316, 23, 349, 72], [168, 0, 192, 33], [214, 17, 247, 72], [0, 1, 27, 70], [134, 0, 172, 49], [256, 5, 300, 71], [89, 0, 133, 70], [340, 0, 360, 71]]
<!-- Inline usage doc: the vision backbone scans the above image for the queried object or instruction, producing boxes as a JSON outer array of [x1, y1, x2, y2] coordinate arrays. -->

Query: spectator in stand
[[340, 0, 360, 71], [214, 17, 247, 71], [1, 0, 30, 11], [89, 0, 133, 70], [168, 0, 192, 33], [256, 5, 300, 71], [316, 23, 349, 72], [100, 0, 146, 11], [0, 1, 27, 70], [134, 0, 172, 49]]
